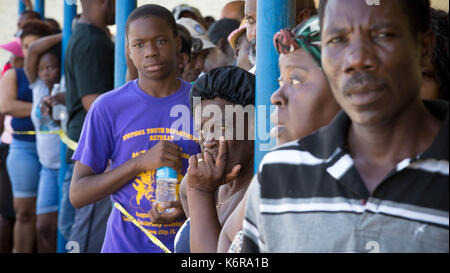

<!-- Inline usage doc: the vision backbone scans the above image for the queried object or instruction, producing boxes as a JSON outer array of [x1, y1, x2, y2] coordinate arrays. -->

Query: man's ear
[[217, 38, 229, 53], [420, 30, 435, 68], [125, 37, 131, 59], [126, 43, 130, 56], [234, 46, 240, 60]]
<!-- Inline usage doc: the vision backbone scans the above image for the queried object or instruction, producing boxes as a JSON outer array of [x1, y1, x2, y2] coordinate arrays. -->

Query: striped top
[[241, 100, 449, 253]]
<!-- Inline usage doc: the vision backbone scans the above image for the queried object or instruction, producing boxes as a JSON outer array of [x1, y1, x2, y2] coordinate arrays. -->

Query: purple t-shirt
[[73, 79, 200, 253]]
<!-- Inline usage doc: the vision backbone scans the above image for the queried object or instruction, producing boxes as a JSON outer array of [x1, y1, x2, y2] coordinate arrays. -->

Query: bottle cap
[[156, 167, 178, 179]]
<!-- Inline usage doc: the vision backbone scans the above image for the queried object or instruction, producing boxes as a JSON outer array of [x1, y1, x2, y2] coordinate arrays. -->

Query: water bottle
[[155, 167, 178, 214], [51, 83, 66, 122]]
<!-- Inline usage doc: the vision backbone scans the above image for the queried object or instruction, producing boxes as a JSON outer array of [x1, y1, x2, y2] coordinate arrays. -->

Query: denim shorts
[[6, 139, 41, 198], [36, 166, 59, 215]]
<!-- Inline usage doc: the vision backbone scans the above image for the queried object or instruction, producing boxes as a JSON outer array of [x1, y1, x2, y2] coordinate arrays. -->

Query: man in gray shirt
[[241, 0, 448, 253]]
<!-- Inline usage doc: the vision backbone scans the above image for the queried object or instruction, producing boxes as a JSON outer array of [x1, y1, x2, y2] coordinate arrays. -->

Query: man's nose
[[344, 37, 378, 74], [271, 85, 287, 107], [144, 42, 159, 58]]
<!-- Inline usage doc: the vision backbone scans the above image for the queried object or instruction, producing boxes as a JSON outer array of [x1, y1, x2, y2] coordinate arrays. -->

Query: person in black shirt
[[61, 0, 115, 253]]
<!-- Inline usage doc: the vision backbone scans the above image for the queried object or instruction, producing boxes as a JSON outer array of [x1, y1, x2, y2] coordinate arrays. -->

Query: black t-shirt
[[64, 23, 114, 161]]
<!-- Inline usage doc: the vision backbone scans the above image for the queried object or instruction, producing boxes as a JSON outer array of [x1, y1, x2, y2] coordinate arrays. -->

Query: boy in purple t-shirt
[[70, 4, 200, 253]]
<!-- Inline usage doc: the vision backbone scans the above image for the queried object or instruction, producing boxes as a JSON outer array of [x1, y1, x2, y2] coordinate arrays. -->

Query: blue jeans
[[6, 139, 41, 198], [174, 218, 191, 253], [58, 163, 75, 240]]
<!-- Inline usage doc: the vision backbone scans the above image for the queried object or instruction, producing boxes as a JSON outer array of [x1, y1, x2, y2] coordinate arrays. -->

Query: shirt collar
[[316, 100, 449, 199], [317, 100, 449, 160]]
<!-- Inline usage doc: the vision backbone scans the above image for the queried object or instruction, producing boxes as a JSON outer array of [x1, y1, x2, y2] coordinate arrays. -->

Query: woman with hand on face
[[176, 66, 255, 253], [224, 15, 341, 253]]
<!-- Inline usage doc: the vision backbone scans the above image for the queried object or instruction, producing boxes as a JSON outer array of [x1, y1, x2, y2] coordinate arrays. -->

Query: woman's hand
[[186, 138, 241, 194]]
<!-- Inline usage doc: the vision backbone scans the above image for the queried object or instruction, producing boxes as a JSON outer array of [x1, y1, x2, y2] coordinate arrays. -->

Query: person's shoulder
[[70, 24, 112, 52], [180, 79, 192, 87], [91, 80, 136, 110], [177, 79, 194, 99], [178, 79, 192, 92], [68, 24, 90, 44], [258, 118, 345, 172], [1, 67, 17, 81]]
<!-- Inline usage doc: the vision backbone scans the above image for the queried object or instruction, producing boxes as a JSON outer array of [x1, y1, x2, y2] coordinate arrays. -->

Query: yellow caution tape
[[58, 131, 78, 151], [13, 129, 78, 151], [114, 202, 172, 253], [13, 131, 170, 252]]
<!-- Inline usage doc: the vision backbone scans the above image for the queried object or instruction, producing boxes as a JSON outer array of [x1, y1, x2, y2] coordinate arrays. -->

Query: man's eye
[[246, 18, 255, 25], [328, 37, 345, 45], [290, 78, 301, 85], [134, 43, 144, 48], [375, 32, 394, 39], [156, 39, 166, 45]]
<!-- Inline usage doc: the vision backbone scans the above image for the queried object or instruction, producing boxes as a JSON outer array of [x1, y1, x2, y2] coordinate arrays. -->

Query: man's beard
[[248, 39, 256, 66]]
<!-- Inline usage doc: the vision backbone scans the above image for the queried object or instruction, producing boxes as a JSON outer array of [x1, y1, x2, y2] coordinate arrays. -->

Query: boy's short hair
[[126, 4, 178, 39]]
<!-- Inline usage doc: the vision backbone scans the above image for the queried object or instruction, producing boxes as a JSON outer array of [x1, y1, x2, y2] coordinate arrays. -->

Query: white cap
[[176, 17, 216, 51]]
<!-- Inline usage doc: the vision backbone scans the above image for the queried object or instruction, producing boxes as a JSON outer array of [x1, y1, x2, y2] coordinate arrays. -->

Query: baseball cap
[[173, 4, 203, 21], [177, 17, 216, 53], [228, 20, 247, 50], [0, 38, 24, 58]]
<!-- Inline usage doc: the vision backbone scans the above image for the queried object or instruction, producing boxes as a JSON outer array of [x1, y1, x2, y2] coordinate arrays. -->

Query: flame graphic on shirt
[[132, 170, 155, 205]]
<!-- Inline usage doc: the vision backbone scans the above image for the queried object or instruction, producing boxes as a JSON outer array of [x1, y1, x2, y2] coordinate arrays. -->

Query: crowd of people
[[0, 0, 448, 253]]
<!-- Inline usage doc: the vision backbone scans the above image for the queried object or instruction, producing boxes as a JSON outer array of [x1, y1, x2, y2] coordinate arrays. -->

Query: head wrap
[[190, 66, 255, 112], [273, 15, 321, 67]]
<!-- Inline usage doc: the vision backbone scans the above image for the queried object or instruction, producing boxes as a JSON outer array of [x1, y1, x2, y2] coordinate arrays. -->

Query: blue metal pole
[[57, 0, 77, 254], [62, 0, 76, 75], [114, 0, 137, 88], [19, 0, 26, 15], [254, 0, 295, 172], [34, 0, 44, 18]]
